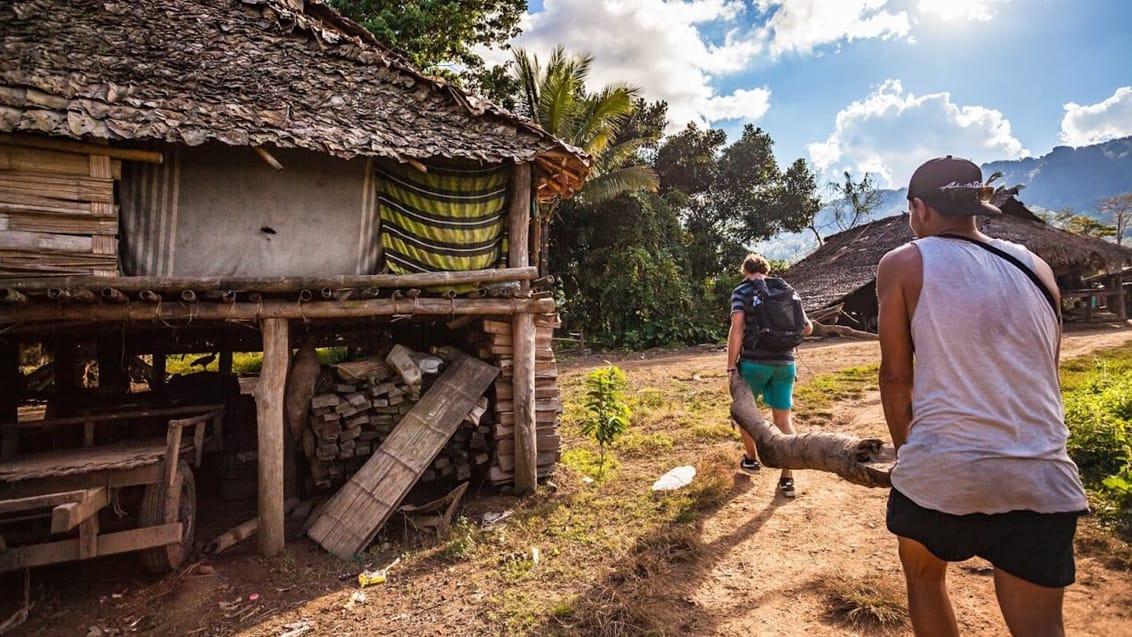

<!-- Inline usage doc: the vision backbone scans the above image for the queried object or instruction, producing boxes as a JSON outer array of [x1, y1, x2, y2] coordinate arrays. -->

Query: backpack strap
[[937, 233, 1060, 321]]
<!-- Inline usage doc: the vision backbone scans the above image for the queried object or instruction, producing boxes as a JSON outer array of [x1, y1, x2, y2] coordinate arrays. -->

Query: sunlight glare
[[917, 0, 1000, 22]]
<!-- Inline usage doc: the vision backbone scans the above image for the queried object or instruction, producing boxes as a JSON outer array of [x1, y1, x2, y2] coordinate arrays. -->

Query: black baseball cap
[[907, 155, 1001, 216]]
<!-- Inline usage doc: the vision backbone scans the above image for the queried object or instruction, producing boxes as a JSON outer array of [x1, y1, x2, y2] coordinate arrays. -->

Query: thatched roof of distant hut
[[785, 195, 1132, 311], [0, 0, 588, 199]]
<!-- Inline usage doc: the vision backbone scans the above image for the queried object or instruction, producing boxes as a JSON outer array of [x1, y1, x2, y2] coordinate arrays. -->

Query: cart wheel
[[139, 459, 196, 574]]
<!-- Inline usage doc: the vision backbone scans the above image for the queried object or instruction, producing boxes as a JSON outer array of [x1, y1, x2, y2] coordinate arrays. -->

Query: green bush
[[1063, 359, 1132, 530]]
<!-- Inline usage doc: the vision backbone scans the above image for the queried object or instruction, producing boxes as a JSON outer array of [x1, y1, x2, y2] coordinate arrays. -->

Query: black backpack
[[743, 278, 806, 353]]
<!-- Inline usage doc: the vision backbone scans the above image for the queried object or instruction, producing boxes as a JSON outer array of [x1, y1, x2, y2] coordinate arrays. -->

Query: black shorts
[[886, 488, 1082, 588]]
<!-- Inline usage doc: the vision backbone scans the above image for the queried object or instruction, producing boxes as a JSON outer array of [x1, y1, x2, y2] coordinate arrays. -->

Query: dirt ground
[[3, 324, 1131, 636]]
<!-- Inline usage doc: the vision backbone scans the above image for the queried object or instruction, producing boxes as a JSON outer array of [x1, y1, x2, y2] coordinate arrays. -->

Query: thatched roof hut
[[0, 0, 580, 564], [0, 0, 587, 198], [785, 197, 1132, 327]]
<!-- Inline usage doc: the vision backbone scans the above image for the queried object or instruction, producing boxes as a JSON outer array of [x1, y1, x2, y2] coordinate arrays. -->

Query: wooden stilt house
[[0, 0, 588, 567]]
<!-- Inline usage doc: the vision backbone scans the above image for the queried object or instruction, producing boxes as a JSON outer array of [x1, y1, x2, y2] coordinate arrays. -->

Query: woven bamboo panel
[[0, 143, 119, 278]]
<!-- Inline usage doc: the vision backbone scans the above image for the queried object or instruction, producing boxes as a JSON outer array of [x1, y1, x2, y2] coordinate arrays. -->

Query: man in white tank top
[[876, 156, 1088, 637]]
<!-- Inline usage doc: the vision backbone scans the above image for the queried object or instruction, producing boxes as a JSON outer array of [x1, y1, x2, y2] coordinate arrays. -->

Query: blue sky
[[485, 0, 1132, 189]]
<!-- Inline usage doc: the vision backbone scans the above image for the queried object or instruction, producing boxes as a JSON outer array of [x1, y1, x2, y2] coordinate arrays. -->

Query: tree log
[[729, 373, 894, 488], [810, 321, 877, 340]]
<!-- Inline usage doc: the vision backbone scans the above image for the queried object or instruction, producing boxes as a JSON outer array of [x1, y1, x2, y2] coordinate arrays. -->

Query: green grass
[[162, 347, 348, 376]]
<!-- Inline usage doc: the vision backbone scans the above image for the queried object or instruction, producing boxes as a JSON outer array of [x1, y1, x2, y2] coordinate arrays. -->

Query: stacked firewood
[[473, 315, 562, 486], [301, 348, 493, 490]]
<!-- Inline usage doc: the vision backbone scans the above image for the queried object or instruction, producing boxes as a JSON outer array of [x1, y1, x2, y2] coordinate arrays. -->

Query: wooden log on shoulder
[[729, 373, 893, 488]]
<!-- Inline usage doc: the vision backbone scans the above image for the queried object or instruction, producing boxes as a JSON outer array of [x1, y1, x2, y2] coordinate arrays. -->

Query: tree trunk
[[729, 373, 894, 488]]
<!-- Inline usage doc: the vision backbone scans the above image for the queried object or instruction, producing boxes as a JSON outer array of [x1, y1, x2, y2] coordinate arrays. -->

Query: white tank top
[[890, 236, 1088, 515]]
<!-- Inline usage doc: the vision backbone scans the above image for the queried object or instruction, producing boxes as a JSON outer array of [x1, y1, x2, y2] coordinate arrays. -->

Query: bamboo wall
[[0, 142, 120, 278]]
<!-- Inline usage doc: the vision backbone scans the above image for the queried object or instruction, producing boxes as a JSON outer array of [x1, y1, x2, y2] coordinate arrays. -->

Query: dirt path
[[601, 325, 1132, 636], [5, 326, 1130, 636]]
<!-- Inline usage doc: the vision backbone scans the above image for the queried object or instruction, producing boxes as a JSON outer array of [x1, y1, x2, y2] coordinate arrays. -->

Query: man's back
[[890, 236, 1088, 515]]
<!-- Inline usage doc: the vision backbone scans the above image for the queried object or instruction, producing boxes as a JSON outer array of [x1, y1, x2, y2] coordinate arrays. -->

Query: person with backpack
[[726, 253, 813, 498], [876, 156, 1088, 636]]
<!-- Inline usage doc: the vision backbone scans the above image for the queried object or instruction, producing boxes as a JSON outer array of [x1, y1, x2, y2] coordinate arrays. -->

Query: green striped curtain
[[376, 160, 510, 275]]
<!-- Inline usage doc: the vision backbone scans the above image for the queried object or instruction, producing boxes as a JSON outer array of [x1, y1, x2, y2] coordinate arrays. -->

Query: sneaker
[[778, 477, 796, 498], [739, 455, 761, 473]]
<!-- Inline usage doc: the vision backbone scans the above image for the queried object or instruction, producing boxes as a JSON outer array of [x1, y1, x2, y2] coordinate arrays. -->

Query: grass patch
[[820, 574, 909, 633], [615, 431, 675, 455], [793, 364, 879, 416], [560, 447, 620, 482], [163, 347, 348, 375]]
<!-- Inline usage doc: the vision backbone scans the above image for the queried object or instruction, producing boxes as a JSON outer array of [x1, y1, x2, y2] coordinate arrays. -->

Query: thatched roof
[[785, 198, 1132, 311], [0, 0, 588, 199]]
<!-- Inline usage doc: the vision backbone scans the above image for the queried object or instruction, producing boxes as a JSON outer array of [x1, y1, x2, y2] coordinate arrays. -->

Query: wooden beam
[[50, 487, 107, 534], [0, 523, 182, 572], [511, 313, 537, 494], [0, 489, 94, 516], [255, 318, 289, 557], [0, 133, 163, 164], [3, 404, 225, 429], [0, 297, 557, 324], [4, 266, 538, 294], [508, 162, 532, 270]]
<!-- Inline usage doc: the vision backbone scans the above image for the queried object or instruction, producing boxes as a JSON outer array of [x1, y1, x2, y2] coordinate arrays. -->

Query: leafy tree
[[511, 46, 659, 274], [1051, 208, 1117, 239], [780, 158, 823, 244], [329, 0, 525, 74], [1097, 193, 1132, 245], [828, 171, 883, 232], [654, 122, 727, 197], [581, 364, 631, 477]]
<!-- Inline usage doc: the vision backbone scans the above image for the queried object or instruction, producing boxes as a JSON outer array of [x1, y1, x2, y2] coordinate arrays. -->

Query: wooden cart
[[0, 405, 223, 573]]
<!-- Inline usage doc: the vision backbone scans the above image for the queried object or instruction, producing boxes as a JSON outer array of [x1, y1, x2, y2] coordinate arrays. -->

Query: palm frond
[[512, 49, 541, 122], [578, 165, 659, 205], [596, 138, 650, 172]]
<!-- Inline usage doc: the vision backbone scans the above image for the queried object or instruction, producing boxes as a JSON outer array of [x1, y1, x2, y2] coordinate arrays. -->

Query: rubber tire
[[138, 459, 196, 574]]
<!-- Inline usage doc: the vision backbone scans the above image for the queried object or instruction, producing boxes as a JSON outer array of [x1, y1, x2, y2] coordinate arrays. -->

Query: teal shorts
[[738, 360, 796, 410]]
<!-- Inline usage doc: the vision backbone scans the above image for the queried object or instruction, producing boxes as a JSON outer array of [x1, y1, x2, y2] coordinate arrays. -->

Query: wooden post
[[151, 354, 166, 389], [509, 162, 538, 493], [511, 314, 537, 493], [97, 336, 128, 393], [0, 339, 17, 457], [254, 318, 289, 557], [1109, 274, 1126, 319], [508, 163, 532, 277], [219, 351, 233, 375], [54, 338, 75, 395]]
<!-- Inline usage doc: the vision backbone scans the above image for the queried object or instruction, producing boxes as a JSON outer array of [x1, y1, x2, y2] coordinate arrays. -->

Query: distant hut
[[785, 196, 1132, 332], [0, 0, 588, 566]]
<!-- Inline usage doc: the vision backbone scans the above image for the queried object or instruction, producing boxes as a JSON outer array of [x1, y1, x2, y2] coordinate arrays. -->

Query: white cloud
[[916, 0, 1011, 22], [807, 79, 1027, 188], [481, 0, 922, 133], [1060, 86, 1132, 146], [759, 0, 911, 56]]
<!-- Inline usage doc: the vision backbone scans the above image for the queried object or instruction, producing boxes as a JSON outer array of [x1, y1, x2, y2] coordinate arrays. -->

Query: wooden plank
[[307, 354, 499, 559], [0, 523, 182, 572], [3, 403, 225, 430], [0, 229, 93, 253], [50, 487, 107, 534], [482, 319, 512, 335], [0, 144, 91, 176], [0, 211, 118, 234], [0, 489, 94, 515], [0, 191, 97, 214], [255, 318, 289, 557], [0, 172, 114, 203]]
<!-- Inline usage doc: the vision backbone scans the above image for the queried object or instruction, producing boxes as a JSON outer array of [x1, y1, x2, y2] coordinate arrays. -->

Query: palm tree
[[511, 46, 659, 273]]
